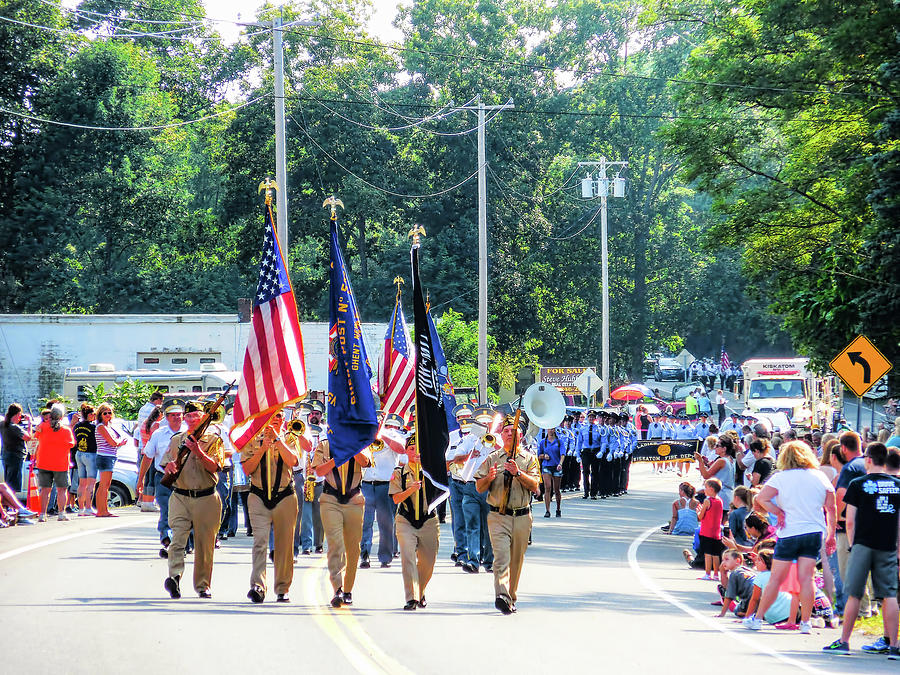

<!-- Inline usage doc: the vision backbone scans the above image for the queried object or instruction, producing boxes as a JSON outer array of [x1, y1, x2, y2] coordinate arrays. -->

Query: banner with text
[[631, 439, 700, 463], [539, 366, 593, 398]]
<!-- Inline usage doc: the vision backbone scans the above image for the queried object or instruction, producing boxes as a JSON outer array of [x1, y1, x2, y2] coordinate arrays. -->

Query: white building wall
[[0, 314, 387, 407]]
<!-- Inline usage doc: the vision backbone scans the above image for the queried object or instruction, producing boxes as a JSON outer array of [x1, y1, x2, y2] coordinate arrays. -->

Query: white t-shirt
[[765, 468, 835, 537]]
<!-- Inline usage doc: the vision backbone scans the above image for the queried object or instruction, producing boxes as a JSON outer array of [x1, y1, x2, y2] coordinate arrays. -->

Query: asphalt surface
[[1, 465, 892, 674]]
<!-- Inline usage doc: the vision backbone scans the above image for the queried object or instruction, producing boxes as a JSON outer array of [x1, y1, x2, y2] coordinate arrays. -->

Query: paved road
[[0, 466, 889, 674]]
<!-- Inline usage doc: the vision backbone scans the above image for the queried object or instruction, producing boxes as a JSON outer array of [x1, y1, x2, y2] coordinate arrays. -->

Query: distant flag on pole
[[379, 288, 416, 424], [720, 346, 731, 371], [326, 203, 378, 467], [231, 199, 307, 449]]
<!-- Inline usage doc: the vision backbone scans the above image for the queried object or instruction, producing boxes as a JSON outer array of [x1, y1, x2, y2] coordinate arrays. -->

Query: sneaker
[[822, 639, 850, 655], [799, 621, 812, 634], [38, 515, 46, 523], [775, 622, 799, 631], [682, 549, 695, 567], [888, 647, 900, 660], [862, 637, 890, 654], [140, 502, 159, 512], [742, 615, 762, 631], [57, 514, 70, 521]]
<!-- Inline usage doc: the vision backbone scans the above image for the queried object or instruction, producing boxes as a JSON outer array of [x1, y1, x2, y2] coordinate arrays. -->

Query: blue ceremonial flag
[[426, 308, 459, 434], [327, 218, 378, 467]]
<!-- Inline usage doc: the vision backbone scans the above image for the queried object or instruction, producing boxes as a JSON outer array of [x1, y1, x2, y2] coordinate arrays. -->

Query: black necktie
[[589, 426, 594, 446]]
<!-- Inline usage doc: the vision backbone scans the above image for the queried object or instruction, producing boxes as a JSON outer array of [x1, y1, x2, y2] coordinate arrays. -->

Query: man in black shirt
[[823, 443, 900, 657]]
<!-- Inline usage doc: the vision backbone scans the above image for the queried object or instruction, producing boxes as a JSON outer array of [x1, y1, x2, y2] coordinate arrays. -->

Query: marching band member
[[446, 404, 474, 565], [241, 409, 302, 603], [161, 401, 223, 600], [458, 407, 496, 574], [300, 402, 326, 555], [310, 432, 371, 608], [360, 413, 403, 569], [391, 433, 440, 610], [474, 415, 540, 615]]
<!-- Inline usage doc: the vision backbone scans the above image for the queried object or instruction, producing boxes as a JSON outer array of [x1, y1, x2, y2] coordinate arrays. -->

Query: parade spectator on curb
[[834, 431, 871, 615], [95, 403, 127, 518], [743, 549, 793, 626], [819, 439, 839, 483], [724, 512, 778, 553], [72, 404, 97, 515], [34, 405, 75, 522], [0, 482, 37, 525], [665, 482, 699, 535], [744, 441, 836, 633], [886, 417, 900, 449], [717, 549, 755, 617], [749, 439, 774, 486], [697, 478, 724, 581], [824, 442, 900, 656], [695, 435, 736, 507], [136, 406, 162, 513], [728, 486, 753, 548], [1, 403, 32, 493]]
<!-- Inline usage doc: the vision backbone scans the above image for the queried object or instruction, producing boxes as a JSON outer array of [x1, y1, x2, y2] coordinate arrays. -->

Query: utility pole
[[457, 97, 514, 404], [579, 157, 628, 404], [243, 11, 318, 272]]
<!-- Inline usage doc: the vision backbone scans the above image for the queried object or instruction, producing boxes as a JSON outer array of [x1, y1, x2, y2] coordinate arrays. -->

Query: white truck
[[741, 358, 843, 432]]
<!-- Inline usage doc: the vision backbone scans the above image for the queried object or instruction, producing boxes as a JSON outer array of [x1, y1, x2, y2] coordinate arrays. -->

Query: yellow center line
[[303, 556, 415, 675]]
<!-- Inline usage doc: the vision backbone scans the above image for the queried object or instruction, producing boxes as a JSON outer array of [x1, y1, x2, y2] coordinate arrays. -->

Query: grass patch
[[854, 613, 885, 636]]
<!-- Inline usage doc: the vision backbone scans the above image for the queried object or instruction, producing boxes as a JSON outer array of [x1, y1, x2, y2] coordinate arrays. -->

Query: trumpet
[[287, 419, 306, 436], [481, 433, 497, 447]]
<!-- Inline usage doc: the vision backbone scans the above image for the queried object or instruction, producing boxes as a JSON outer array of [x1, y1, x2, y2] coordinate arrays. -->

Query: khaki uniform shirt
[[310, 440, 369, 496], [162, 431, 221, 491], [474, 447, 540, 510], [389, 463, 429, 524], [240, 436, 295, 492]]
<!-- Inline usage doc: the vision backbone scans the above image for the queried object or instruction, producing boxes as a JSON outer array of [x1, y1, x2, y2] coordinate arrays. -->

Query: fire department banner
[[631, 439, 700, 463]]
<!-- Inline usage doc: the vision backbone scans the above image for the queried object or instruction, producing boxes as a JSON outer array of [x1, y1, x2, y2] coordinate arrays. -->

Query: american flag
[[379, 297, 415, 423], [230, 206, 307, 449], [720, 346, 731, 371]]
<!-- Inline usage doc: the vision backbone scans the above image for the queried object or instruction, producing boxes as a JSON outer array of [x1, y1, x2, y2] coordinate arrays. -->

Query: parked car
[[654, 358, 686, 381]]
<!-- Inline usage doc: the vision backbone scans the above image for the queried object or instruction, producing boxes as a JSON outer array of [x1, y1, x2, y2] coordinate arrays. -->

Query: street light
[[578, 157, 628, 404]]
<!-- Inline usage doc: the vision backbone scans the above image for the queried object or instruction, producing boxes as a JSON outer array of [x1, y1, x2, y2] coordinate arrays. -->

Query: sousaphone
[[522, 382, 566, 430]]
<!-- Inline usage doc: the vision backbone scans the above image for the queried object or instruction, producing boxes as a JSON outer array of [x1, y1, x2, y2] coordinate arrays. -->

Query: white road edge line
[[627, 523, 826, 675], [0, 517, 153, 562]]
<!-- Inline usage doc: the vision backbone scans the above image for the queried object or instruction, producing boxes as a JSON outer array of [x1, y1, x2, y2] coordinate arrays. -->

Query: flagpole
[[409, 224, 426, 521]]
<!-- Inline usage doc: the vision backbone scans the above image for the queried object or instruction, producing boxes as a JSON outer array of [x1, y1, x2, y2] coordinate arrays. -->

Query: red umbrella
[[610, 383, 654, 401]]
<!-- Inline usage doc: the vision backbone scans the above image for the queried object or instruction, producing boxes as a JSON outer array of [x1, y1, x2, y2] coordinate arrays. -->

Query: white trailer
[[63, 362, 240, 402]]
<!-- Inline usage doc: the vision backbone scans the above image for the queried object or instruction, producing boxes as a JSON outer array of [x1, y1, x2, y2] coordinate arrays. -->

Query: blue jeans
[[1, 452, 24, 493], [828, 548, 845, 614], [361, 481, 397, 564], [156, 482, 172, 543], [300, 482, 323, 551], [448, 478, 467, 558], [461, 481, 492, 567]]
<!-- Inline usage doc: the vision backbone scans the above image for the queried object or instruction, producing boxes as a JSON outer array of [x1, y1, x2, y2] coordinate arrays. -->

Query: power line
[[0, 95, 268, 131], [288, 113, 480, 199], [37, 0, 203, 25]]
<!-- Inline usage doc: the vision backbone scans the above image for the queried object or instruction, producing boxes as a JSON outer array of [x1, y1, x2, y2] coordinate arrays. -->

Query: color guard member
[[391, 434, 439, 610], [241, 410, 302, 603], [161, 401, 223, 599], [311, 434, 371, 607], [474, 415, 540, 615]]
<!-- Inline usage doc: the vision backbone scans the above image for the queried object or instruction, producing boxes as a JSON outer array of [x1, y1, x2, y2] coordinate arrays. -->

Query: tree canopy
[[1, 0, 894, 390]]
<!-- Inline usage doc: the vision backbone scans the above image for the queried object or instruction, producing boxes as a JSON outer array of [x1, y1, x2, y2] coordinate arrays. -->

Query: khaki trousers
[[249, 491, 299, 596], [395, 514, 440, 603], [487, 510, 532, 603], [168, 492, 221, 593], [837, 531, 873, 613], [320, 493, 364, 593]]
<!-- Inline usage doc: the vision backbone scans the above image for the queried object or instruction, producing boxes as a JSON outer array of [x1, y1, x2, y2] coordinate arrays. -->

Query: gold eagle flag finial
[[393, 276, 404, 302], [258, 178, 278, 206], [408, 224, 426, 247], [322, 195, 345, 221]]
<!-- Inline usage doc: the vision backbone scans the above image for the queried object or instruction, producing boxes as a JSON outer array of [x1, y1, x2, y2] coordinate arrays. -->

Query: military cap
[[297, 401, 315, 415], [472, 406, 494, 425], [164, 401, 185, 415], [308, 400, 326, 414], [384, 413, 405, 428], [183, 400, 203, 414], [502, 415, 528, 434], [452, 403, 474, 419]]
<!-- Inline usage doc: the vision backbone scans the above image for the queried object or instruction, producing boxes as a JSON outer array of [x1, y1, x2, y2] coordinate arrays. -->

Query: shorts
[[845, 543, 899, 599], [37, 469, 69, 489], [75, 451, 97, 480], [773, 531, 822, 562], [95, 454, 117, 473], [542, 468, 563, 477], [698, 535, 724, 558]]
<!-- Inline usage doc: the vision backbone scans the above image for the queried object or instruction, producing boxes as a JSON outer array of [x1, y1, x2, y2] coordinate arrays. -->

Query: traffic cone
[[26, 467, 41, 512]]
